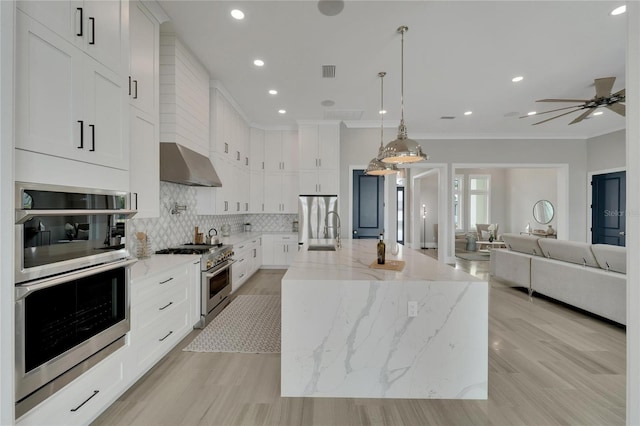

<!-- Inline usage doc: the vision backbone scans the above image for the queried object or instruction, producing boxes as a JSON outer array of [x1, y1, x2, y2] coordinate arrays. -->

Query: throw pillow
[[481, 230, 490, 240]]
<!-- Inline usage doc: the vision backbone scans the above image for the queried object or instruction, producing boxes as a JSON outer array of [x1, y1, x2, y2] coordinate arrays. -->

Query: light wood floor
[[94, 255, 626, 426]]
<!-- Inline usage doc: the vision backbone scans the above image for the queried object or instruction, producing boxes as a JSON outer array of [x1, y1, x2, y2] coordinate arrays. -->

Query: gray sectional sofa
[[490, 233, 627, 325]]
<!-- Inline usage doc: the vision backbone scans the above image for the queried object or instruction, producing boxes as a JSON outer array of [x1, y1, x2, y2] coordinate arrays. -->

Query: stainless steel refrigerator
[[298, 195, 339, 245]]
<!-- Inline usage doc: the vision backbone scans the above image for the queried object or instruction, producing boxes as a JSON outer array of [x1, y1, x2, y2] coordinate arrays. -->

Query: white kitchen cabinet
[[264, 172, 298, 214], [299, 169, 338, 195], [250, 127, 265, 171], [231, 236, 262, 291], [129, 109, 159, 217], [264, 130, 298, 172], [129, 0, 158, 115], [212, 91, 250, 165], [130, 261, 193, 376], [16, 347, 130, 426], [16, 11, 128, 171], [298, 122, 339, 170], [17, 0, 126, 74], [262, 234, 298, 267], [249, 170, 264, 213]]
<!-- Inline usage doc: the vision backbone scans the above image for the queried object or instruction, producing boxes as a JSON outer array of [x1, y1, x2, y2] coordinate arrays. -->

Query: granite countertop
[[284, 239, 482, 283]]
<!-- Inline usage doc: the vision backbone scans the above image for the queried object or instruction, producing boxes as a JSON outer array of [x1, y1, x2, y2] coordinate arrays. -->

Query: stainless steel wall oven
[[14, 182, 137, 417]]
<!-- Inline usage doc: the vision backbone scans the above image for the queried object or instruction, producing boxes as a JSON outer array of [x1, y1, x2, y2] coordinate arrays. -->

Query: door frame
[[348, 165, 393, 242], [587, 166, 626, 244], [411, 164, 448, 262]]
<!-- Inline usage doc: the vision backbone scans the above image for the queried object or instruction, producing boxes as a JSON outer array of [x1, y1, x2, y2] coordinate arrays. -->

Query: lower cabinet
[[16, 348, 129, 426], [262, 234, 298, 267], [231, 237, 262, 292]]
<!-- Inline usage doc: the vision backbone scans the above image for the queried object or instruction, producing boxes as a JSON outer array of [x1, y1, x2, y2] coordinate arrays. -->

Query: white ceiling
[[158, 0, 627, 139]]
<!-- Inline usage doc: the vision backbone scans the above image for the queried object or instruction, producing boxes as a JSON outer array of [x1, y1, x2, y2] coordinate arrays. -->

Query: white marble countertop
[[130, 254, 200, 282], [284, 239, 482, 283], [219, 231, 297, 246]]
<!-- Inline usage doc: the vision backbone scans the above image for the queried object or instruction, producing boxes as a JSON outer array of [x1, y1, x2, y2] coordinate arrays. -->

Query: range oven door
[[201, 260, 234, 321], [15, 258, 136, 413]]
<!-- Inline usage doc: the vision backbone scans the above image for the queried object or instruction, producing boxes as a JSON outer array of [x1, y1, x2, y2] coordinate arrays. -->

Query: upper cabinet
[[15, 10, 128, 171], [129, 1, 158, 115], [159, 32, 209, 156], [17, 0, 126, 75], [298, 122, 340, 194], [264, 130, 298, 172], [211, 89, 250, 169], [250, 128, 265, 172]]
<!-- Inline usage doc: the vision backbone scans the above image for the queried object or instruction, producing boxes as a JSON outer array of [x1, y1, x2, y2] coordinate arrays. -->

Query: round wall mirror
[[533, 200, 554, 224]]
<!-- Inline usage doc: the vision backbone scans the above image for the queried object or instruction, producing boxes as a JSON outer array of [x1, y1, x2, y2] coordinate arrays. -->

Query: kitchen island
[[281, 239, 487, 399]]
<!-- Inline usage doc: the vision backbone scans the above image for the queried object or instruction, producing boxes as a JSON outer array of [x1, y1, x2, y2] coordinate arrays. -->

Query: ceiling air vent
[[440, 116, 456, 120], [322, 65, 336, 78]]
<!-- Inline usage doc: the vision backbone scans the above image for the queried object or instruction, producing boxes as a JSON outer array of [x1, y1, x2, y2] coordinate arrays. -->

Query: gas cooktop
[[155, 243, 227, 255]]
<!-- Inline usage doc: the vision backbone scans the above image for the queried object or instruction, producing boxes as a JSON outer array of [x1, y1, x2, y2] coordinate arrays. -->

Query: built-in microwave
[[14, 182, 137, 284]]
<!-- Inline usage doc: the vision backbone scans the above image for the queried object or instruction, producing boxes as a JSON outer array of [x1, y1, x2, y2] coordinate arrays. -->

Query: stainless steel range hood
[[160, 143, 222, 187]]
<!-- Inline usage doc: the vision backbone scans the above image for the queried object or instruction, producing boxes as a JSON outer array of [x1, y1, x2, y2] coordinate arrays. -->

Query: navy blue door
[[592, 171, 626, 246], [352, 170, 384, 239]]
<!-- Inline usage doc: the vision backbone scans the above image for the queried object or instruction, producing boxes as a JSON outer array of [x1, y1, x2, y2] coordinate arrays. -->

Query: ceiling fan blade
[[569, 109, 593, 125], [606, 103, 626, 116], [594, 77, 616, 98], [612, 88, 626, 97], [519, 105, 584, 119], [536, 98, 590, 103], [532, 108, 583, 125]]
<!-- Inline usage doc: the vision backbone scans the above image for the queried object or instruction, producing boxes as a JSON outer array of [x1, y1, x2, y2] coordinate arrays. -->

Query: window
[[453, 175, 464, 231], [469, 175, 490, 226]]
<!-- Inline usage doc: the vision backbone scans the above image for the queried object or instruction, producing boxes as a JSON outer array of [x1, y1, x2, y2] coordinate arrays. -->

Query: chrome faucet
[[324, 211, 342, 248]]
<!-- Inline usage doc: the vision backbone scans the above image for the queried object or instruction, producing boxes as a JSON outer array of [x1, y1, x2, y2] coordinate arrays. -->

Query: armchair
[[476, 223, 499, 241]]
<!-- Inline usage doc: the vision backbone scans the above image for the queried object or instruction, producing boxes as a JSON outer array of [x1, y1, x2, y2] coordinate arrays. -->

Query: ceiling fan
[[521, 77, 625, 125]]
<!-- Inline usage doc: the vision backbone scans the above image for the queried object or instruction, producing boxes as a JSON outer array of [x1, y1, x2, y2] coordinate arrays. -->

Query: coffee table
[[476, 240, 507, 253]]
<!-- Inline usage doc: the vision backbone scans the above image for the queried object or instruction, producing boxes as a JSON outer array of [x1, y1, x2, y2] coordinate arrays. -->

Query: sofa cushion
[[591, 244, 626, 274], [501, 233, 542, 256], [537, 239, 599, 268]]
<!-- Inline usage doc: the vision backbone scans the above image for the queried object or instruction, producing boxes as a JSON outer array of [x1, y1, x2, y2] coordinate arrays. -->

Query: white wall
[[505, 168, 558, 234], [340, 127, 588, 244], [587, 129, 625, 173], [416, 172, 438, 247]]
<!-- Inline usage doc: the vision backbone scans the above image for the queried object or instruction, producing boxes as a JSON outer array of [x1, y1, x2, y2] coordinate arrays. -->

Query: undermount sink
[[307, 244, 336, 251]]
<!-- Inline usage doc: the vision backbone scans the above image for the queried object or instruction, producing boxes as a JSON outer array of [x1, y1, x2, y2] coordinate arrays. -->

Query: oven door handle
[[204, 259, 236, 279], [15, 258, 138, 300], [16, 209, 138, 225]]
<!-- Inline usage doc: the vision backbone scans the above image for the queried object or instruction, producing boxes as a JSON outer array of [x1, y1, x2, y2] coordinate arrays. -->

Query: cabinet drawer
[[133, 264, 190, 299], [133, 281, 188, 331], [17, 348, 128, 426], [132, 299, 189, 371]]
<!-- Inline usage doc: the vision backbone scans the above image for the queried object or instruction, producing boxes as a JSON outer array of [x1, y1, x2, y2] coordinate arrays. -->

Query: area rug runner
[[456, 252, 490, 261], [183, 295, 280, 353]]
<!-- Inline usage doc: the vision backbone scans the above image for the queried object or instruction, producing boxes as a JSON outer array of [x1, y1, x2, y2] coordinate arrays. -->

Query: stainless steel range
[[156, 243, 234, 328]]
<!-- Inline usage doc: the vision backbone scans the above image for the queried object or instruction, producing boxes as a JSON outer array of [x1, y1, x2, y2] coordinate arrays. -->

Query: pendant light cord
[[379, 72, 385, 150], [397, 26, 408, 136]]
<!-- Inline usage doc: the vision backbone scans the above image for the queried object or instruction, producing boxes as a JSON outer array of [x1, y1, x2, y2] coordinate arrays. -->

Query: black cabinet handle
[[128, 76, 131, 96], [159, 277, 173, 284], [70, 390, 99, 412], [159, 301, 173, 311], [76, 8, 83, 36], [133, 80, 138, 99], [77, 120, 84, 148], [89, 124, 95, 151], [159, 331, 173, 342], [89, 17, 95, 44]]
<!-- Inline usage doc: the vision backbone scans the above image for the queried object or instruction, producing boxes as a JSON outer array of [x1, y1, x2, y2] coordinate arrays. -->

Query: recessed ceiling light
[[528, 111, 537, 116], [610, 5, 626, 16], [379, 109, 387, 115], [253, 59, 264, 67], [278, 109, 286, 114], [320, 100, 335, 107], [464, 111, 473, 116], [268, 89, 278, 95], [593, 111, 604, 116], [230, 9, 245, 20], [512, 76, 524, 83]]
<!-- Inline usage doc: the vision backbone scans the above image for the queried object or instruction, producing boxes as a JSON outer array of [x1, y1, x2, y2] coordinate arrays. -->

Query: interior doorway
[[591, 171, 626, 246], [352, 170, 385, 239], [397, 186, 405, 244]]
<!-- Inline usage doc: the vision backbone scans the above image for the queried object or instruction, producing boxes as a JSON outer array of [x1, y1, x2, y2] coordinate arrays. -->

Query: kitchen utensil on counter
[[208, 228, 219, 245], [221, 224, 231, 237], [244, 223, 252, 232], [194, 227, 199, 244], [292, 220, 299, 232], [135, 232, 151, 258]]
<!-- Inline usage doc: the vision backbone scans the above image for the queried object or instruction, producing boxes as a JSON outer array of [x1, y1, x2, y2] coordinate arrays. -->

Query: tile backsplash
[[129, 182, 297, 251]]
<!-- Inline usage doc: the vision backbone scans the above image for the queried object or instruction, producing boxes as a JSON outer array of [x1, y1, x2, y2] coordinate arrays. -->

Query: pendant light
[[365, 72, 398, 176], [379, 26, 428, 164]]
